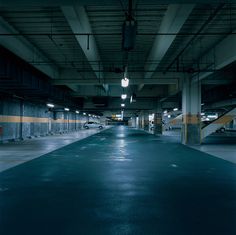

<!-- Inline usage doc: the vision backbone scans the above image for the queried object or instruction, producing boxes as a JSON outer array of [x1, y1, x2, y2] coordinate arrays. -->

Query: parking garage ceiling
[[0, 0, 236, 113]]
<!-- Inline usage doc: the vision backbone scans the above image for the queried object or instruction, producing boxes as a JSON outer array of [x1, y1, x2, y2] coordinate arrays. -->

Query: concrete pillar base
[[154, 113, 162, 135], [144, 120, 149, 131], [181, 124, 201, 145], [154, 125, 162, 135]]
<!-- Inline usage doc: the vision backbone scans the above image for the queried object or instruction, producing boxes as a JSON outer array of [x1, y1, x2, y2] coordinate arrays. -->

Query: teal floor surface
[[0, 126, 236, 235]]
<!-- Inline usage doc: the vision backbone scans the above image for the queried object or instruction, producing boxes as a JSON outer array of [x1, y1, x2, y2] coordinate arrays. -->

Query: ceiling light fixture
[[83, 112, 86, 116], [173, 108, 178, 111], [64, 108, 70, 111], [46, 103, 54, 108], [121, 94, 127, 99], [121, 103, 125, 107], [75, 110, 80, 114], [121, 77, 129, 87]]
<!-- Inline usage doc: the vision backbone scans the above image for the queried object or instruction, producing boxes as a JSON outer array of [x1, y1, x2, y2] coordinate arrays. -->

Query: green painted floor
[[1, 126, 236, 235]]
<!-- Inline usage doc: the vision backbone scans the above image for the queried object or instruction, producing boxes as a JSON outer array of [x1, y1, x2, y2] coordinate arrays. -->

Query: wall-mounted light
[[121, 94, 127, 99], [47, 103, 54, 108], [121, 77, 129, 87], [121, 103, 125, 107], [64, 108, 70, 111]]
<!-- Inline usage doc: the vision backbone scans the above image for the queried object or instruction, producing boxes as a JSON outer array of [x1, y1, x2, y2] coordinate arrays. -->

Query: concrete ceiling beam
[[53, 78, 179, 86], [0, 0, 229, 7], [202, 79, 235, 85], [205, 98, 236, 109], [61, 6, 108, 92], [140, 4, 194, 91], [192, 33, 236, 83]]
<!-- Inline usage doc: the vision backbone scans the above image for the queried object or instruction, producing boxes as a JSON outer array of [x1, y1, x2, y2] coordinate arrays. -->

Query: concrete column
[[138, 114, 142, 129], [135, 116, 139, 128], [153, 102, 162, 134], [154, 112, 162, 134], [131, 116, 136, 128], [144, 112, 149, 131], [182, 77, 201, 145]]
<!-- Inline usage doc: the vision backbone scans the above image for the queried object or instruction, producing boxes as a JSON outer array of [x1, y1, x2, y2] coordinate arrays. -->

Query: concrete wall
[[0, 97, 90, 142]]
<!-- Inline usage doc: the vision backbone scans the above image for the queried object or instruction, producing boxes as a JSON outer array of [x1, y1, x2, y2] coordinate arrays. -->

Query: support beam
[[192, 33, 236, 83], [141, 4, 194, 90], [61, 6, 108, 92], [0, 16, 59, 78], [206, 98, 236, 109], [56, 69, 182, 86], [0, 0, 228, 7], [202, 79, 235, 85], [53, 78, 179, 86]]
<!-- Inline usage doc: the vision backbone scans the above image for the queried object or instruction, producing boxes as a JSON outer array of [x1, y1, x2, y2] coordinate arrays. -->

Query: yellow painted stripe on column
[[154, 118, 162, 124], [183, 115, 200, 124]]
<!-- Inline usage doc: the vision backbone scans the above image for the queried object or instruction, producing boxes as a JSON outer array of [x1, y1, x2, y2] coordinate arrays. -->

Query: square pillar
[[138, 113, 143, 129], [182, 77, 201, 145], [154, 112, 162, 134], [144, 112, 149, 131]]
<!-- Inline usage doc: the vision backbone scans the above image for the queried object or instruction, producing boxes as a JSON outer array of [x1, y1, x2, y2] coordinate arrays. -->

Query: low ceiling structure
[[0, 0, 236, 115]]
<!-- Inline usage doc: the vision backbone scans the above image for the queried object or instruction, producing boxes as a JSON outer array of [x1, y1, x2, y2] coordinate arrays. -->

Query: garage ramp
[[201, 107, 236, 139]]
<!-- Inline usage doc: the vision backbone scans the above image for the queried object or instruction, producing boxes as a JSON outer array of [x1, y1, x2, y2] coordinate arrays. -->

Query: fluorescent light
[[207, 114, 218, 119], [64, 108, 70, 111], [121, 103, 125, 107], [47, 103, 54, 108], [173, 108, 178, 111], [75, 110, 80, 114], [83, 112, 86, 116], [121, 77, 129, 87], [121, 94, 127, 99]]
